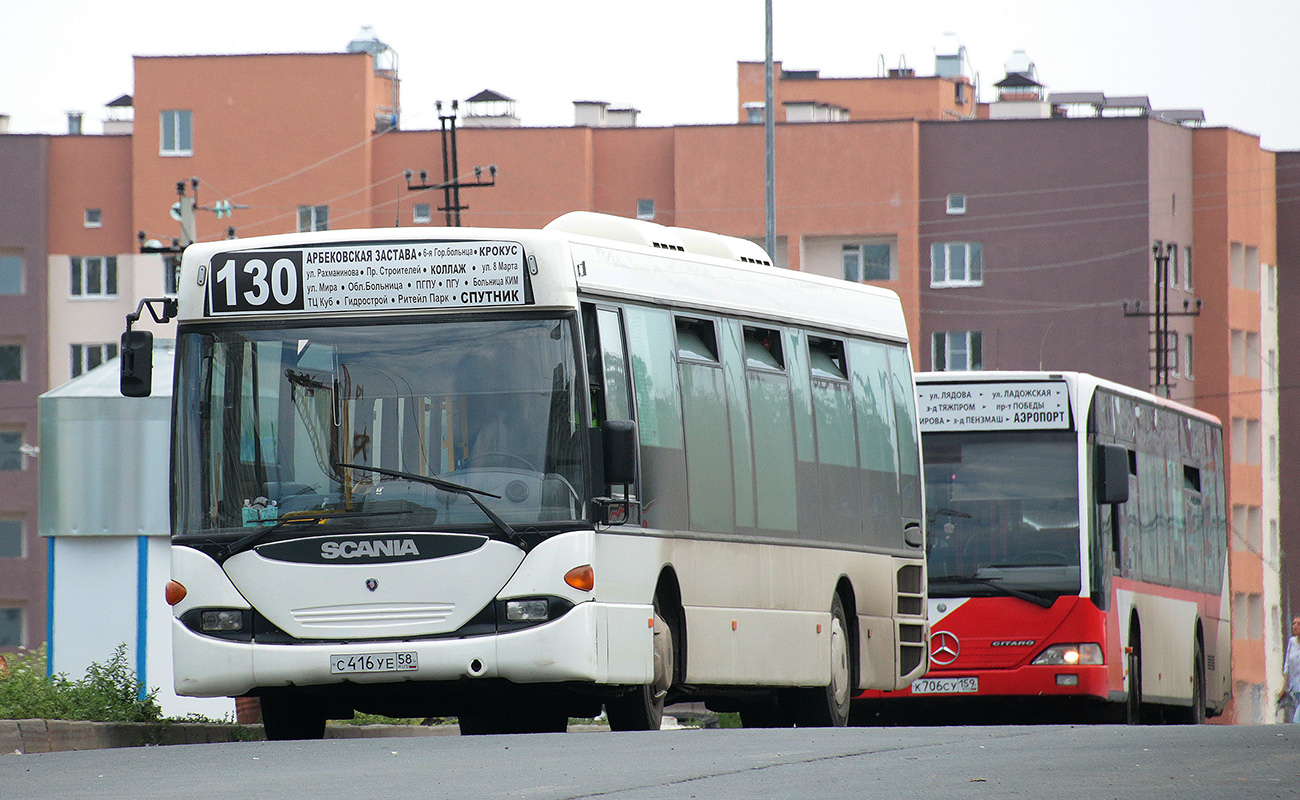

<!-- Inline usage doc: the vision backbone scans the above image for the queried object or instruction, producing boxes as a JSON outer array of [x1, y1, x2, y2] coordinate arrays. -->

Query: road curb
[[1, 713, 707, 754], [0, 720, 481, 754]]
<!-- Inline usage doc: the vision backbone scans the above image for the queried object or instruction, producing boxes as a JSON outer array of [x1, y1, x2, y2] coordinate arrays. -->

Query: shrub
[[0, 644, 162, 722]]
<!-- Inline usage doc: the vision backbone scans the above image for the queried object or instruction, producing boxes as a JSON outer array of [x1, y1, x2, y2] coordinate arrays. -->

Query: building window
[[1267, 264, 1277, 309], [297, 205, 329, 232], [70, 256, 118, 298], [946, 193, 967, 215], [0, 254, 22, 295], [0, 431, 22, 471], [1185, 334, 1195, 379], [842, 243, 893, 282], [413, 203, 431, 224], [84, 208, 102, 229], [933, 330, 982, 371], [1184, 245, 1193, 290], [0, 345, 22, 382], [164, 255, 181, 295], [637, 199, 655, 221], [71, 343, 119, 379], [930, 242, 983, 287], [1168, 244, 1179, 287], [0, 607, 22, 647], [160, 110, 193, 156], [0, 520, 20, 558]]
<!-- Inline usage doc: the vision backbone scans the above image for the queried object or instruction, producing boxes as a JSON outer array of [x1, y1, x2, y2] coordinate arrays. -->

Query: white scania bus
[[121, 212, 928, 738]]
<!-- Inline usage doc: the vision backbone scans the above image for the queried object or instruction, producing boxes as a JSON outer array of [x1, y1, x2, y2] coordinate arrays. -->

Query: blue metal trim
[[136, 536, 148, 700], [45, 537, 55, 677]]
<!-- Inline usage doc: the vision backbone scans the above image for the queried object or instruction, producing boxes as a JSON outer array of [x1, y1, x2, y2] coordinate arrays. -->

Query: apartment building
[[0, 134, 49, 653]]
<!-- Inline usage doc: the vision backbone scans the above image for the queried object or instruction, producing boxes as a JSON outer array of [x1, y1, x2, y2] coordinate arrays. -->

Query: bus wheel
[[260, 694, 327, 740], [1184, 640, 1206, 725], [1122, 633, 1142, 725], [606, 604, 674, 731], [791, 594, 852, 728]]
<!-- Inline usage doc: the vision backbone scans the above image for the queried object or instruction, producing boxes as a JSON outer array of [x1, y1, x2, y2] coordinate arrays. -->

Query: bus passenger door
[[585, 303, 641, 524]]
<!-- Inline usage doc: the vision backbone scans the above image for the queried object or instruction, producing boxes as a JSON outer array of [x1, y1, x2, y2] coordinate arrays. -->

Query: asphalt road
[[3, 724, 1297, 800]]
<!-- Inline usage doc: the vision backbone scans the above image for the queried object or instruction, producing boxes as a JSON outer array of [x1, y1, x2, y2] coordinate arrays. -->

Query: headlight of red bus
[[1031, 643, 1103, 665]]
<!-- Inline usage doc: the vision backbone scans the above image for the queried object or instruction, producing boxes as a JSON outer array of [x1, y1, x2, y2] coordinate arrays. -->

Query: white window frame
[[160, 110, 193, 156], [297, 205, 329, 232], [637, 199, 655, 221], [946, 193, 967, 215], [413, 203, 431, 224], [932, 330, 982, 371], [930, 242, 983, 287], [70, 256, 118, 298], [83, 208, 102, 229]]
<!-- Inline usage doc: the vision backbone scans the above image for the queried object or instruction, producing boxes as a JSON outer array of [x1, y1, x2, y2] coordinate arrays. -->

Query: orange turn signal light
[[564, 565, 594, 592], [165, 580, 188, 606]]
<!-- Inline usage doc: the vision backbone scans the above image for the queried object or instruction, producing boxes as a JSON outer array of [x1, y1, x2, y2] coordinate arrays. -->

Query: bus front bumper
[[172, 599, 653, 698], [860, 663, 1112, 701]]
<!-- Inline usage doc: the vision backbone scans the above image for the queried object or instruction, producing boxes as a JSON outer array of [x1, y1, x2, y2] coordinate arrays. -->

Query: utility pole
[[763, 0, 776, 261], [405, 100, 497, 227], [138, 178, 246, 292], [1122, 240, 1202, 397]]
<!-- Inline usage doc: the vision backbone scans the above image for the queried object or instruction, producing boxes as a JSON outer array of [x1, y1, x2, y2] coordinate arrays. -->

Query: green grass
[[0, 644, 162, 723]]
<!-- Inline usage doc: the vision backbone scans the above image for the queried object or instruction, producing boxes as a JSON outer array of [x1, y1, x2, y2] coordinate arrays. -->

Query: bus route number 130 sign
[[206, 242, 528, 315]]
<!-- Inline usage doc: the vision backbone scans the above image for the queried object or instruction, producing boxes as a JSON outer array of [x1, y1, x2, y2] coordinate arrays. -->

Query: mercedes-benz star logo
[[929, 630, 960, 666], [366, 578, 379, 592]]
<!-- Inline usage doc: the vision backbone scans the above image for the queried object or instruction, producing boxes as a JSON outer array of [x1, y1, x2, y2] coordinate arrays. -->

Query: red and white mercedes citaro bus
[[855, 371, 1230, 725]]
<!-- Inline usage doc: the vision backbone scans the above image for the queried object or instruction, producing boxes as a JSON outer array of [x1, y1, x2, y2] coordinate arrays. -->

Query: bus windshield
[[923, 430, 1081, 599], [172, 315, 587, 539]]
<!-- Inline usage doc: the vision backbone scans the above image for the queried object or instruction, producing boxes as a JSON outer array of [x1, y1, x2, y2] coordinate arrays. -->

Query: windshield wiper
[[219, 509, 382, 561], [335, 462, 527, 550], [929, 575, 1055, 609]]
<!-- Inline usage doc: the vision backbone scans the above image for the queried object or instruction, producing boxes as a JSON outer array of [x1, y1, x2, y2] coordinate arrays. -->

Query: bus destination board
[[917, 381, 1071, 432], [206, 240, 528, 315]]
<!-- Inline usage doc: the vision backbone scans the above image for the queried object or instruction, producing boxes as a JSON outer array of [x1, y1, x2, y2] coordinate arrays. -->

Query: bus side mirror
[[601, 419, 638, 486], [1095, 443, 1130, 505], [120, 329, 155, 398]]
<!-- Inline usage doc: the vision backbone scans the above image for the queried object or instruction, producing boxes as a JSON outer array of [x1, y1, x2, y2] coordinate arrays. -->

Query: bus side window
[[595, 307, 632, 422]]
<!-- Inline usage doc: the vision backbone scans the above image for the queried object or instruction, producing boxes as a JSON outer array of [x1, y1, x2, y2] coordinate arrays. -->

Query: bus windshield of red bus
[[923, 430, 1081, 599], [172, 315, 587, 540]]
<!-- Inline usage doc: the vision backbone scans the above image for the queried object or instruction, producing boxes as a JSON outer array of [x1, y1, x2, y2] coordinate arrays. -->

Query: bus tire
[[790, 594, 852, 728], [1122, 624, 1142, 725], [606, 602, 674, 731], [260, 693, 327, 740], [1183, 639, 1206, 725]]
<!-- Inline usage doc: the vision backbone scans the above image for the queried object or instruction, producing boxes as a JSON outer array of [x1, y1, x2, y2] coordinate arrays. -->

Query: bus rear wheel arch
[[790, 589, 855, 728], [605, 573, 683, 731]]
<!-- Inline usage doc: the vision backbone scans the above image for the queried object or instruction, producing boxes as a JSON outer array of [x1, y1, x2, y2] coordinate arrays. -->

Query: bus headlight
[[1032, 643, 1103, 665], [200, 609, 247, 632], [506, 599, 550, 622]]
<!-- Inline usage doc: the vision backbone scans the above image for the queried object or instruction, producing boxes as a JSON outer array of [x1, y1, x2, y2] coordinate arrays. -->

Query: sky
[[3, 0, 1299, 151]]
